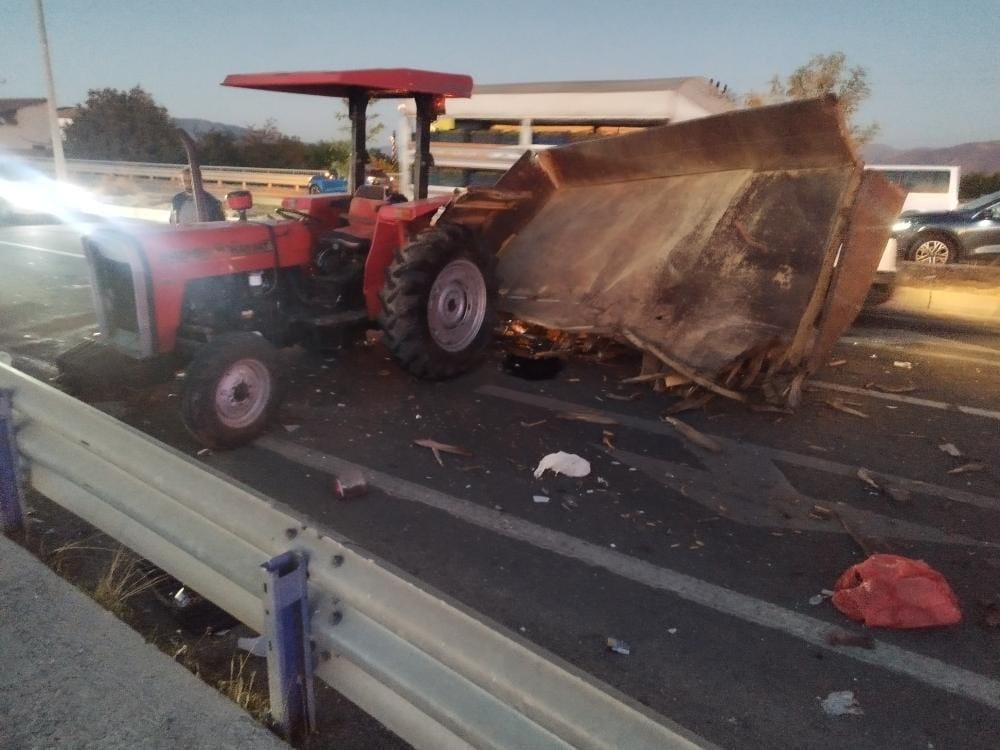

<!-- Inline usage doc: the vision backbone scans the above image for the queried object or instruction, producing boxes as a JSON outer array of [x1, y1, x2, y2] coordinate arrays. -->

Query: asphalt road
[[2, 220, 999, 750]]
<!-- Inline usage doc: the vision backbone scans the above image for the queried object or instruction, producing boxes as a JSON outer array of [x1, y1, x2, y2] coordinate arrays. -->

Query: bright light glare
[[891, 219, 913, 232], [0, 151, 113, 224]]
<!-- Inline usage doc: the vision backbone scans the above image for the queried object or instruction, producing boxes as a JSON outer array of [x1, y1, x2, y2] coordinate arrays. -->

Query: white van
[[867, 165, 961, 287], [867, 164, 960, 213]]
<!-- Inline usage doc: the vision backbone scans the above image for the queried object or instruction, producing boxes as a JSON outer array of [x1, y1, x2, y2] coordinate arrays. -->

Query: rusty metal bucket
[[443, 96, 903, 398]]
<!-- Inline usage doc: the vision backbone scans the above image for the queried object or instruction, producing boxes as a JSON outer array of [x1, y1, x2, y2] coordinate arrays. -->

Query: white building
[[0, 98, 52, 154], [397, 76, 735, 194]]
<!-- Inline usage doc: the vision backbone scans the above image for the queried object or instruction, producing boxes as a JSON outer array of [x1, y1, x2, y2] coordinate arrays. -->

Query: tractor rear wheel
[[181, 333, 281, 448], [378, 222, 497, 379]]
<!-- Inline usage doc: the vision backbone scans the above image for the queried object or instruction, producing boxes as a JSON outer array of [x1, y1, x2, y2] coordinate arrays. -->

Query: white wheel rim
[[914, 240, 950, 264], [427, 259, 488, 352], [214, 358, 271, 429]]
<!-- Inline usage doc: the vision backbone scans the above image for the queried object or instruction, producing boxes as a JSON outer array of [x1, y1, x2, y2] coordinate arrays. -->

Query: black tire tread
[[378, 222, 497, 379], [180, 332, 281, 449]]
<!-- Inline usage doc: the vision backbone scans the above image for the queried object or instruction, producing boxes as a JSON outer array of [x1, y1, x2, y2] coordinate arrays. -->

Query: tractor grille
[[92, 254, 139, 334]]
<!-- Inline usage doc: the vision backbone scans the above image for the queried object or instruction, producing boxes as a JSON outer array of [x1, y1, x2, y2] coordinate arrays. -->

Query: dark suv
[[892, 189, 1000, 264]]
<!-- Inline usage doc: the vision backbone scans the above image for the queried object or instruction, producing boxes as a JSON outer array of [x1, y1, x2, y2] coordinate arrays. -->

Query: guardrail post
[[262, 550, 315, 742], [0, 388, 25, 531]]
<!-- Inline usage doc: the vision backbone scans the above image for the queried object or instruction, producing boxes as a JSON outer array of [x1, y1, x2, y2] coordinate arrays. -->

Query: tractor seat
[[326, 228, 371, 254]]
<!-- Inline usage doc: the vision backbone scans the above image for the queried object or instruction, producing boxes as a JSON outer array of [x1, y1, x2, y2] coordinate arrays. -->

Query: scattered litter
[[597, 476, 609, 487], [827, 359, 847, 367], [866, 382, 917, 394], [948, 462, 985, 475], [749, 402, 793, 415], [601, 430, 616, 450], [606, 637, 631, 656], [413, 438, 472, 466], [334, 470, 368, 499], [520, 419, 547, 428], [196, 448, 211, 457], [662, 416, 722, 453], [825, 627, 875, 649], [606, 392, 640, 401], [809, 594, 825, 606], [837, 515, 885, 558], [282, 424, 301, 433], [557, 410, 618, 425], [820, 690, 864, 716], [810, 504, 833, 521], [808, 444, 829, 452], [824, 398, 870, 419], [667, 628, 678, 635], [173, 587, 193, 608], [532, 495, 550, 504], [664, 392, 714, 415], [832, 554, 962, 628], [857, 468, 881, 491], [938, 443, 963, 458], [237, 635, 268, 658], [533, 452, 591, 479], [893, 361, 913, 369], [884, 484, 912, 505]]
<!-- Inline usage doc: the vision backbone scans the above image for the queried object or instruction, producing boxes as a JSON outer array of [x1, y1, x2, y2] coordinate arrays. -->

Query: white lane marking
[[478, 385, 1000, 511], [838, 336, 1000, 369], [257, 435, 1000, 711], [0, 239, 84, 259], [811, 380, 1000, 421]]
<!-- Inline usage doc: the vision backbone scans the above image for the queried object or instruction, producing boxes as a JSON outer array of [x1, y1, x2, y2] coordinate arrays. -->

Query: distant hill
[[862, 140, 1000, 173], [173, 118, 248, 138]]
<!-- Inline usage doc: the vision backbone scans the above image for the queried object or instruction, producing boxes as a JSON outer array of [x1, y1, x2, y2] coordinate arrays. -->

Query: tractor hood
[[443, 96, 904, 399]]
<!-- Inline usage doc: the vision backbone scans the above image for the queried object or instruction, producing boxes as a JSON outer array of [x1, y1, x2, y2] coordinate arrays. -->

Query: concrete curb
[[874, 262, 1000, 327], [0, 535, 287, 750]]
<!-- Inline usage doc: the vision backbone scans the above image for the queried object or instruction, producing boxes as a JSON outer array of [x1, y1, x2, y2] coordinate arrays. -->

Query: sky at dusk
[[1, 0, 997, 149]]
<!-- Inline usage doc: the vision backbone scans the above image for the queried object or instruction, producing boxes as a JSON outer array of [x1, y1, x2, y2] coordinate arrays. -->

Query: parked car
[[892, 189, 1000, 264], [306, 170, 348, 194]]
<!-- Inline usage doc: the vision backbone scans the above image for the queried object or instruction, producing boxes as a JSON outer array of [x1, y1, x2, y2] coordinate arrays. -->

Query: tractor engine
[[82, 220, 314, 359]]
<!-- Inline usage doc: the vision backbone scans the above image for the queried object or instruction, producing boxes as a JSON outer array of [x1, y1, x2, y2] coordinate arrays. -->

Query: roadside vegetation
[[63, 86, 395, 175]]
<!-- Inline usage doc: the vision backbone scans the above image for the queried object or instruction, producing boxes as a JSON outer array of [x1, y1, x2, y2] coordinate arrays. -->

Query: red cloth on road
[[832, 554, 962, 629]]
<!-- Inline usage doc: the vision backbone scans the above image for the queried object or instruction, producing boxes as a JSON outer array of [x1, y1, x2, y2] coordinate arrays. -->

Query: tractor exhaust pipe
[[176, 128, 207, 222]]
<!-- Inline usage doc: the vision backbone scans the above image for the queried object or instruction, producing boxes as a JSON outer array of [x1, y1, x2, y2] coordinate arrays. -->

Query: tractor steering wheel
[[274, 207, 317, 223]]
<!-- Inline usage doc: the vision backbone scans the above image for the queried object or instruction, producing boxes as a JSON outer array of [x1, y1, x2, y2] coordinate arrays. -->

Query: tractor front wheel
[[379, 223, 497, 379], [181, 333, 281, 448]]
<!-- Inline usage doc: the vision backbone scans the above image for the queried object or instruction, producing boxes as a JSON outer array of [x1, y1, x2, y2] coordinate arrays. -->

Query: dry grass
[[52, 541, 168, 617], [218, 653, 270, 721]]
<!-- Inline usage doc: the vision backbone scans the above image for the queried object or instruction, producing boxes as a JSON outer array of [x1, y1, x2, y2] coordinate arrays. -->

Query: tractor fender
[[362, 196, 452, 317]]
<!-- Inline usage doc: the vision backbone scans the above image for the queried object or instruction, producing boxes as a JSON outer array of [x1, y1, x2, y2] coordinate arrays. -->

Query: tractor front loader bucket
[[443, 96, 903, 399]]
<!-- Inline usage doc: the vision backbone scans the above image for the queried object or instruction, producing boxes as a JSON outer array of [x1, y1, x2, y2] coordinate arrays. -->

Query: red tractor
[[67, 69, 498, 447]]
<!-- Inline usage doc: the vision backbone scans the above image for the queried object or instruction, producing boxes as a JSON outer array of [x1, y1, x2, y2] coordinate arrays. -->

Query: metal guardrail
[[26, 157, 317, 190], [0, 361, 708, 750]]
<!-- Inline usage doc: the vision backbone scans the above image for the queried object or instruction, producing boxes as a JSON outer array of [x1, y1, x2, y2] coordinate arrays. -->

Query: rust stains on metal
[[442, 96, 904, 399]]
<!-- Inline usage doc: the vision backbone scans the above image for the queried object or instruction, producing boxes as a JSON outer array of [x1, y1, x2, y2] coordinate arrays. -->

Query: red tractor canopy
[[222, 68, 474, 198]]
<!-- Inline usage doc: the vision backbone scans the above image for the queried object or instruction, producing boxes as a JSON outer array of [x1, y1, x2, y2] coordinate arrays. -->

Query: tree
[[195, 130, 242, 167], [235, 120, 312, 168], [303, 140, 352, 173], [64, 87, 184, 162], [959, 172, 1000, 200], [744, 52, 880, 145], [334, 110, 386, 145]]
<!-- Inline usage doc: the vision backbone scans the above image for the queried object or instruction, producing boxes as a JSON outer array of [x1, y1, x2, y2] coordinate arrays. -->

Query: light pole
[[34, 0, 67, 180]]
